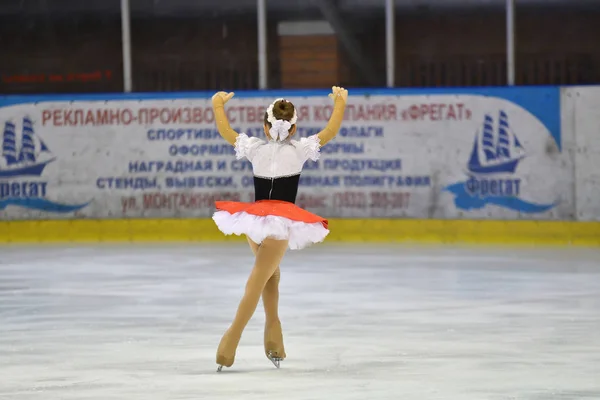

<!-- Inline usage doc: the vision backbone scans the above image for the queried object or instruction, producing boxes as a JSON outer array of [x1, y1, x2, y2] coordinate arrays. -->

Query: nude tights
[[216, 237, 287, 367]]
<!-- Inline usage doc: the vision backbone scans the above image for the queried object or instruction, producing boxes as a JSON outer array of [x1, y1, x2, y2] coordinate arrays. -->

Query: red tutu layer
[[212, 200, 329, 250], [215, 200, 328, 229]]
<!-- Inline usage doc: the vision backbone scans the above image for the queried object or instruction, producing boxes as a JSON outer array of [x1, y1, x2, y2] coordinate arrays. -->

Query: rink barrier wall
[[0, 86, 599, 245], [1, 219, 599, 246]]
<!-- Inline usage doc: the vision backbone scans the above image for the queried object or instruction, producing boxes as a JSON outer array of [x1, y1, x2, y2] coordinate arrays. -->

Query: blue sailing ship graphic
[[0, 117, 55, 178], [444, 111, 556, 213], [0, 116, 90, 213], [467, 111, 525, 175]]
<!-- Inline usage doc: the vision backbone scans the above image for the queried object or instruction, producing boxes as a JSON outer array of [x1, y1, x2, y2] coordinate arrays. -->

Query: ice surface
[[1, 243, 600, 400]]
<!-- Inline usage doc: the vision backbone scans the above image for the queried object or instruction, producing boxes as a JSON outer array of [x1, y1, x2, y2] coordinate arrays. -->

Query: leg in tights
[[216, 238, 288, 367], [247, 237, 286, 360]]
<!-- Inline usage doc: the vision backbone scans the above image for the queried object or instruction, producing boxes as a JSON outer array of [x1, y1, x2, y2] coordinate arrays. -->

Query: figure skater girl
[[211, 86, 348, 370]]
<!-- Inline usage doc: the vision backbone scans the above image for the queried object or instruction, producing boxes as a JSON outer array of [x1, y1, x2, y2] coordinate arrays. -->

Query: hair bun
[[267, 99, 296, 124]]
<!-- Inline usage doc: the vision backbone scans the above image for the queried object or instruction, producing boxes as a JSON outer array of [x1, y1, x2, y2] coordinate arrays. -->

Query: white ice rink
[[1, 243, 599, 400]]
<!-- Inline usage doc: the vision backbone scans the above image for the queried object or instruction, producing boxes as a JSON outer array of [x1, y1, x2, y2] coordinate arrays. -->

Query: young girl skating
[[211, 86, 348, 371]]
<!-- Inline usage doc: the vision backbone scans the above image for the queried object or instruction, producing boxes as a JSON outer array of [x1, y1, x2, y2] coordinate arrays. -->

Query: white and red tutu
[[212, 200, 329, 250]]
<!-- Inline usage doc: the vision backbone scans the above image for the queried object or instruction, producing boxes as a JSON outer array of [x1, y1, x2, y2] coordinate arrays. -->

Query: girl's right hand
[[328, 86, 348, 104]]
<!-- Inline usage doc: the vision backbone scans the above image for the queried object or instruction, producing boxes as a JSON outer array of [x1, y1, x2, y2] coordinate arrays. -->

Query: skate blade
[[217, 365, 223, 372], [267, 352, 283, 368]]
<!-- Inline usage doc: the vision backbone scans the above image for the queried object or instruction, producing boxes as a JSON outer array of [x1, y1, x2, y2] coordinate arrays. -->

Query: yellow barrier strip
[[1, 219, 599, 246]]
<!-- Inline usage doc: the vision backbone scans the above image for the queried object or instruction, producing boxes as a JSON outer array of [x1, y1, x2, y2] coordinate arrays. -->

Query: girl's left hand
[[212, 91, 235, 106]]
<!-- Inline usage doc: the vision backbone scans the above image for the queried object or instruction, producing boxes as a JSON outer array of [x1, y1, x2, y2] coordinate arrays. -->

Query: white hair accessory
[[269, 119, 292, 141], [265, 98, 297, 142]]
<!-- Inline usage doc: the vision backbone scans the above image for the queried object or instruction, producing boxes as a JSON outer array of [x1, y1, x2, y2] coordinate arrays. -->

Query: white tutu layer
[[212, 210, 329, 250]]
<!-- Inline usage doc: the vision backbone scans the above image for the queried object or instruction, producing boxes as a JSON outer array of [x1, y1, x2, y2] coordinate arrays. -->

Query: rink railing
[[0, 86, 598, 245]]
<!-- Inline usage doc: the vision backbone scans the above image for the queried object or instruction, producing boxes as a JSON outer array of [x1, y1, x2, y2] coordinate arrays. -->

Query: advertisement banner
[[566, 86, 600, 221], [0, 88, 571, 220]]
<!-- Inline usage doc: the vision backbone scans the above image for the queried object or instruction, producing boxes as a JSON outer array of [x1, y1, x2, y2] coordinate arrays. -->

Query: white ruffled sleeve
[[298, 134, 322, 162], [234, 133, 264, 161]]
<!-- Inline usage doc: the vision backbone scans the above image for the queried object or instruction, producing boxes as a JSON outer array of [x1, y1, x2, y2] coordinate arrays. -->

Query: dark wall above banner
[[0, 0, 596, 17], [0, 4, 599, 93]]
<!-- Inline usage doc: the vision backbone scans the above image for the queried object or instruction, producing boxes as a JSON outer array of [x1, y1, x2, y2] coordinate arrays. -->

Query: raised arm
[[317, 86, 348, 146], [212, 91, 238, 146]]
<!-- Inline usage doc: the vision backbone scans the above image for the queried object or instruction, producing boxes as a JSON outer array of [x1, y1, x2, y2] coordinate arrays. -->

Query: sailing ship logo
[[1, 117, 55, 178], [444, 111, 556, 213], [0, 116, 89, 213], [466, 112, 525, 174]]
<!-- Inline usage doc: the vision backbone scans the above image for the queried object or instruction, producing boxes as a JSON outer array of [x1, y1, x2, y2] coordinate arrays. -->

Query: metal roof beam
[[311, 0, 381, 86]]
